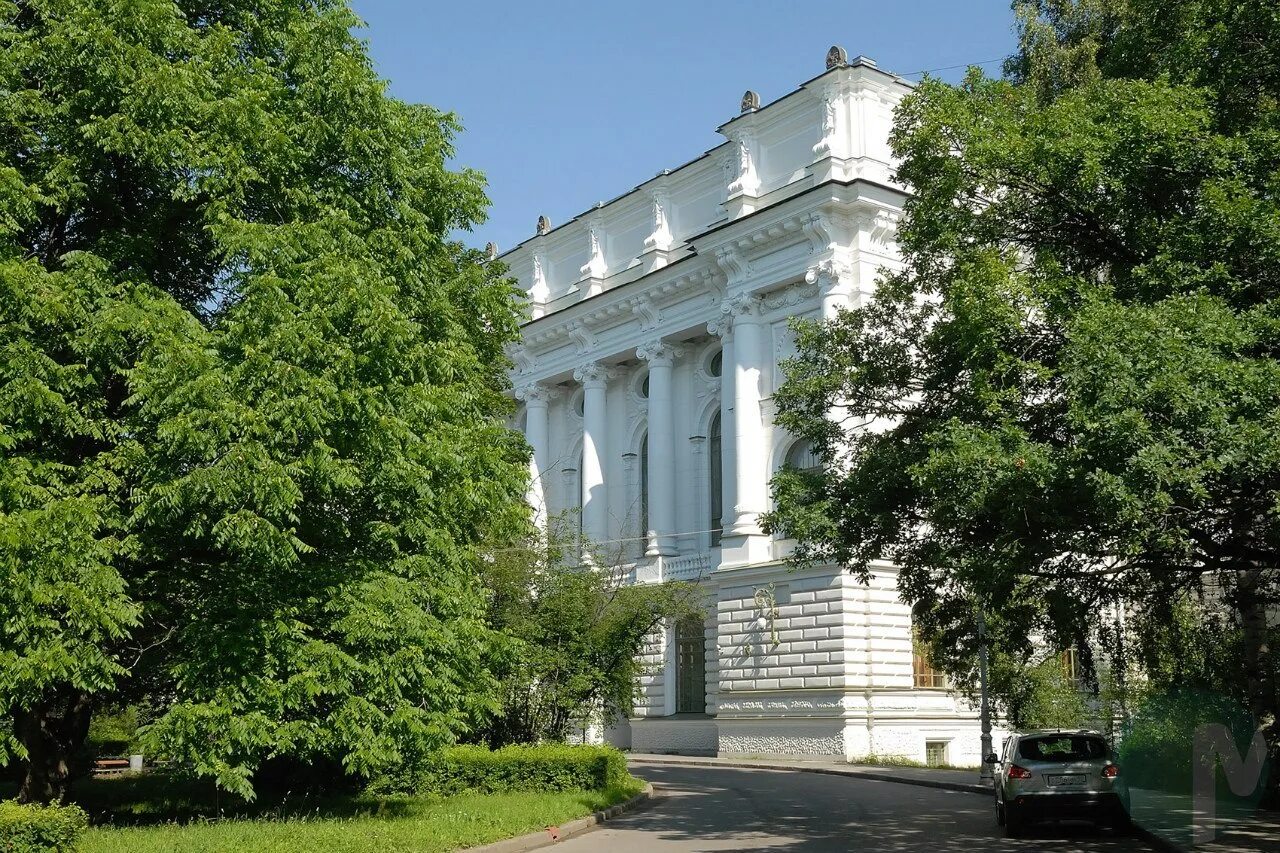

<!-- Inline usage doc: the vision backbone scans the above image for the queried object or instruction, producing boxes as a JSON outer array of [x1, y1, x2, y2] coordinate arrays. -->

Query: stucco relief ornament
[[643, 190, 674, 252], [531, 253, 547, 290], [579, 222, 607, 279], [514, 382, 558, 404], [721, 292, 762, 321], [506, 343, 534, 375], [812, 90, 838, 160], [566, 319, 597, 354], [536, 214, 550, 236], [636, 339, 685, 368], [805, 258, 856, 292], [826, 45, 848, 69], [740, 89, 760, 113], [629, 295, 661, 331], [572, 360, 615, 387]]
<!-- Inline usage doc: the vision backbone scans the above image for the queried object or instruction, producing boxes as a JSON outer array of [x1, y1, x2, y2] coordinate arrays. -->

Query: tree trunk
[[13, 691, 93, 805], [1236, 567, 1279, 809]]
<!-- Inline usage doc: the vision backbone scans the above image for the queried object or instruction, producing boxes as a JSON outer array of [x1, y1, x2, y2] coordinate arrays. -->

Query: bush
[[1119, 689, 1259, 795], [0, 800, 89, 853], [370, 744, 629, 797]]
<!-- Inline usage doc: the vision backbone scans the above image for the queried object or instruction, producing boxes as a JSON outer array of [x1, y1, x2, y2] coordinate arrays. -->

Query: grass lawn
[[16, 770, 643, 853], [79, 785, 641, 853]]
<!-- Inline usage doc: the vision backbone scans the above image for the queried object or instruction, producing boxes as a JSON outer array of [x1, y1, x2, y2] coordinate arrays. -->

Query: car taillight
[[1103, 764, 1120, 778], [1008, 764, 1033, 780]]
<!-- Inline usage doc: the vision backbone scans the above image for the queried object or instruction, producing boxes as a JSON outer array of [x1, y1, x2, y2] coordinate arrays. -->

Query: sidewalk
[[628, 752, 987, 793], [628, 753, 1280, 852], [1128, 786, 1280, 852]]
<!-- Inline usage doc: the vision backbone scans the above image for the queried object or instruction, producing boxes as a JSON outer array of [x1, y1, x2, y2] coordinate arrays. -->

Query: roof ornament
[[740, 90, 760, 113], [536, 214, 550, 236], [826, 45, 848, 69], [484, 242, 497, 259]]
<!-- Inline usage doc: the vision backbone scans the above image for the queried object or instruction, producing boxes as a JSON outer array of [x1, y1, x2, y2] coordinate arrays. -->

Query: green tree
[[0, 0, 527, 802], [768, 0, 1279, 802], [477, 524, 703, 747]]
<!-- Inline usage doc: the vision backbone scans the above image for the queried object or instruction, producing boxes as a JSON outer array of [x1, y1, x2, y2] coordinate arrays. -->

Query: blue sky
[[350, 1, 1019, 253]]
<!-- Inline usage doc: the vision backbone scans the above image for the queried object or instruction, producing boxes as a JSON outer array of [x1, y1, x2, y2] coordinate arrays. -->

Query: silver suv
[[989, 730, 1131, 836]]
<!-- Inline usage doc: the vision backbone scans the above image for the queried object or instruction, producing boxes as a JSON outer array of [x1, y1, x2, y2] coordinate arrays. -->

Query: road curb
[[632, 756, 1184, 850], [464, 782, 656, 852], [630, 755, 990, 795]]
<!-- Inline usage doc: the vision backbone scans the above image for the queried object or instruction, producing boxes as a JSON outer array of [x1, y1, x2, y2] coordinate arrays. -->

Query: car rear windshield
[[1018, 736, 1107, 762]]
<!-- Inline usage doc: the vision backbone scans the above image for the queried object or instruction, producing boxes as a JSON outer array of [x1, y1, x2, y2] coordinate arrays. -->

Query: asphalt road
[[555, 763, 1157, 852]]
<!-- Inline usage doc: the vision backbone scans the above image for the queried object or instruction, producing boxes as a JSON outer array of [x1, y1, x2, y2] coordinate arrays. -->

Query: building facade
[[503, 47, 1000, 765]]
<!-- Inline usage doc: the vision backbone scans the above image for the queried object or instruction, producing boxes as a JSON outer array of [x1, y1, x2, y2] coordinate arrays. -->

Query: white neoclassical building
[[503, 47, 1000, 765]]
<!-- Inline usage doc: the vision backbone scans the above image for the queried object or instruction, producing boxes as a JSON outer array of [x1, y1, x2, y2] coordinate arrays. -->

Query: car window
[[1018, 735, 1106, 762]]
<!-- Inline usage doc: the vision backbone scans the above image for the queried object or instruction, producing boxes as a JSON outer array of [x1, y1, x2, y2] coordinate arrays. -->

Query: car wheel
[[995, 798, 1005, 827], [1110, 811, 1133, 835]]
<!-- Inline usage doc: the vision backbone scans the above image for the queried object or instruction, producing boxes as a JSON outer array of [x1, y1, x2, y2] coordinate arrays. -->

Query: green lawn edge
[[78, 780, 645, 853]]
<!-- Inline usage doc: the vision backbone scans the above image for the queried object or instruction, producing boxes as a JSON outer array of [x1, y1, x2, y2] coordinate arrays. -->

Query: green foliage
[[478, 526, 703, 746], [0, 800, 88, 853], [767, 0, 1280, 786], [992, 655, 1088, 731], [369, 744, 630, 798], [1119, 689, 1258, 794], [0, 0, 527, 801], [85, 708, 140, 757]]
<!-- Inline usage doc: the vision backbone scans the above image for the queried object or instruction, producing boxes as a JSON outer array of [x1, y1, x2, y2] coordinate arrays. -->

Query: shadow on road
[[612, 765, 1150, 852]]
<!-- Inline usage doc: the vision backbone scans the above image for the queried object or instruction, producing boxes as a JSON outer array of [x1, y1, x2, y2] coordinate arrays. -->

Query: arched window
[[639, 433, 649, 539], [709, 413, 723, 547], [675, 615, 706, 714], [785, 438, 822, 474]]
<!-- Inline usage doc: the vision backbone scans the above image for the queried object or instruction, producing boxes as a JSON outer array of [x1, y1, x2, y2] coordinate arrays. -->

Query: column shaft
[[525, 397, 549, 528], [729, 300, 767, 535], [638, 342, 680, 557], [574, 363, 611, 546]]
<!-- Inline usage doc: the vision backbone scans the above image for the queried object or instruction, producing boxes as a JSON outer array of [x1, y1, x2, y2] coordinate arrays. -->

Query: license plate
[[1047, 774, 1086, 787]]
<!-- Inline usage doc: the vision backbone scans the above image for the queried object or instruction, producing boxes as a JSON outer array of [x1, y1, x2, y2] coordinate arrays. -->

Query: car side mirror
[[985, 753, 1000, 765]]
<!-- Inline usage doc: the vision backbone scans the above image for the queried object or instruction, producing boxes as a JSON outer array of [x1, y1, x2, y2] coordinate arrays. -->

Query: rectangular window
[[912, 630, 948, 689], [925, 740, 949, 767], [1060, 648, 1082, 685], [675, 615, 706, 714]]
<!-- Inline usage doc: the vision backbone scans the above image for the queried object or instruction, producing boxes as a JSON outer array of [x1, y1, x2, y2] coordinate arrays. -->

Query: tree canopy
[[0, 0, 527, 802], [768, 0, 1279, 800]]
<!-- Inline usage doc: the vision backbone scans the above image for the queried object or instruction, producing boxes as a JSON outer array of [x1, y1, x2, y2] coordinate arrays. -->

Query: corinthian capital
[[721, 292, 763, 320], [636, 339, 686, 368], [515, 382, 558, 405], [805, 257, 856, 290], [573, 361, 616, 388]]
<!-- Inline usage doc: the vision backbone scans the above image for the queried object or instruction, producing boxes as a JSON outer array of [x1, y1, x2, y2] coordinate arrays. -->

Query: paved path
[[556, 763, 1156, 852]]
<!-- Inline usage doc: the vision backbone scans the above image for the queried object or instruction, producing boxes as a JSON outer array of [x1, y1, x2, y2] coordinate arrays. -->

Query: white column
[[637, 340, 683, 557], [708, 318, 736, 543], [515, 383, 555, 530], [725, 294, 767, 539], [573, 361, 612, 545]]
